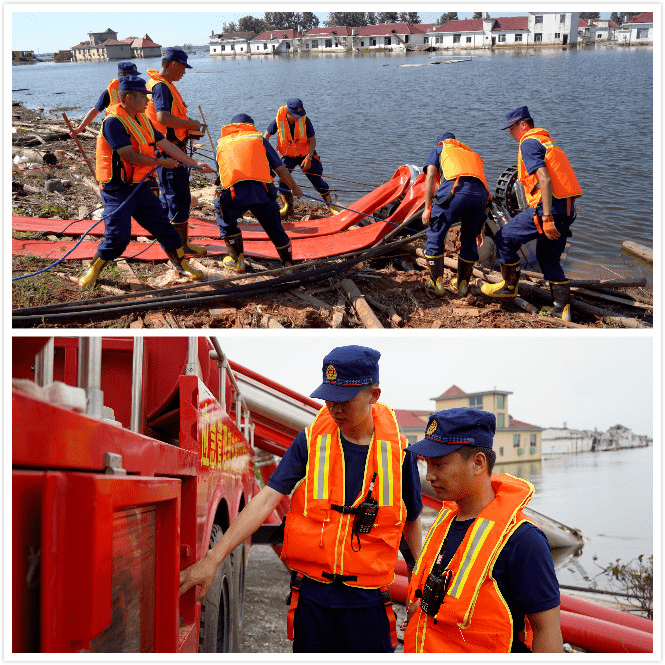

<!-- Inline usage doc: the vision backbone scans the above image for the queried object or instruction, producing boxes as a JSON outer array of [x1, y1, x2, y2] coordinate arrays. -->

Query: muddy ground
[[11, 102, 653, 330]]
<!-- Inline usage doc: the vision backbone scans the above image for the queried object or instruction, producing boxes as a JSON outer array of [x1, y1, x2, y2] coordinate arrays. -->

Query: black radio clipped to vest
[[419, 566, 453, 617], [352, 472, 379, 535]]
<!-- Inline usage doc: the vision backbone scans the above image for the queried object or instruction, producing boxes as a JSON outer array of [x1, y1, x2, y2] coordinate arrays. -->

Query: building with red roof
[[250, 29, 300, 55], [71, 28, 161, 62], [209, 31, 257, 56], [623, 12, 654, 43]]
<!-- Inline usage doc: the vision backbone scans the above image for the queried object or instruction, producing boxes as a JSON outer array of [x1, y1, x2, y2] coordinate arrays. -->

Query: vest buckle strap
[[321, 571, 358, 583], [380, 585, 399, 648], [286, 571, 305, 641], [330, 503, 357, 515]]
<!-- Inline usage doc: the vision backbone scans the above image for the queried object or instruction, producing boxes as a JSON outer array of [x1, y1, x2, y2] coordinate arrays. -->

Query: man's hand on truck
[[179, 485, 284, 604]]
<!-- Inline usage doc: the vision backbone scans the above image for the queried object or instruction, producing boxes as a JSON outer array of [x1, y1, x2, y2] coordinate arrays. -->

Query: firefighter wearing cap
[[69, 61, 142, 137], [402, 408, 562, 653], [481, 106, 583, 321], [264, 98, 340, 216], [145, 47, 210, 256], [421, 133, 490, 298], [214, 113, 303, 274], [179, 345, 423, 653], [79, 75, 210, 289]]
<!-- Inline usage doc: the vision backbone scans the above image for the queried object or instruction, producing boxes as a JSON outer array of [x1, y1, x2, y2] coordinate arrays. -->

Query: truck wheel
[[198, 524, 240, 652]]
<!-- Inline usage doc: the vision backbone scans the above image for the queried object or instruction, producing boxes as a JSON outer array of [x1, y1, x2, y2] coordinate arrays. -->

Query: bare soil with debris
[[12, 101, 653, 330]]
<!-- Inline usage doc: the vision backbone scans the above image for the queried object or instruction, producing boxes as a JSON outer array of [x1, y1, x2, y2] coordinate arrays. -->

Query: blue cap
[[502, 105, 531, 130], [165, 47, 192, 68], [231, 113, 255, 125], [310, 345, 380, 402], [118, 75, 149, 93], [435, 132, 455, 145], [286, 98, 306, 117], [117, 61, 140, 75], [406, 408, 496, 458]]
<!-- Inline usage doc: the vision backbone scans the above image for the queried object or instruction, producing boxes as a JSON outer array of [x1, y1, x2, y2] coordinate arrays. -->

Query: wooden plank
[[339, 278, 383, 329], [622, 241, 653, 264]]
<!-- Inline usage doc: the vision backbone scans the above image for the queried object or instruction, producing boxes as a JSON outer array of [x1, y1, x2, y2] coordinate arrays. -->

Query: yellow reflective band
[[313, 433, 331, 500], [448, 518, 494, 599], [376, 439, 394, 506]]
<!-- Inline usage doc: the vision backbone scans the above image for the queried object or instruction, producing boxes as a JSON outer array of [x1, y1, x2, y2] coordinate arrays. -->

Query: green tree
[[238, 16, 267, 34], [619, 11, 639, 24], [399, 12, 421, 24], [324, 12, 366, 27], [299, 12, 319, 31], [437, 12, 459, 25], [264, 12, 302, 30], [473, 12, 483, 19], [378, 12, 400, 23], [579, 12, 600, 19], [221, 22, 238, 33], [365, 12, 378, 25]]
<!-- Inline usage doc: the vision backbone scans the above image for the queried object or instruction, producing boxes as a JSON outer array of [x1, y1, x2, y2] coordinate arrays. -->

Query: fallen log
[[622, 241, 652, 264], [365, 294, 404, 327], [572, 288, 652, 310], [339, 278, 383, 329]]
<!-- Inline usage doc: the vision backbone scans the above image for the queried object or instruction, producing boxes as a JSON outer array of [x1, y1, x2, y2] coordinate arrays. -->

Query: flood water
[[502, 445, 654, 593], [12, 45, 653, 281]]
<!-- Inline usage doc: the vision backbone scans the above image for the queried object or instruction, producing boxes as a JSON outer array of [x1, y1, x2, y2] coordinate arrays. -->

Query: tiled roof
[[432, 18, 485, 33], [626, 12, 653, 24], [304, 26, 354, 36], [253, 29, 298, 40], [214, 32, 254, 39], [504, 418, 541, 430], [394, 409, 430, 429], [355, 22, 424, 36], [436, 385, 466, 398], [132, 36, 161, 48], [493, 16, 529, 31]]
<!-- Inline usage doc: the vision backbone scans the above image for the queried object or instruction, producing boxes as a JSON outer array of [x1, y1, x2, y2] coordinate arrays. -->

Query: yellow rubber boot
[[539, 281, 572, 321], [165, 247, 204, 280], [276, 242, 294, 275], [79, 253, 107, 288], [424, 255, 446, 296], [278, 192, 294, 219], [172, 221, 207, 256], [481, 261, 520, 298], [451, 257, 475, 296], [222, 234, 246, 273], [322, 191, 341, 214]]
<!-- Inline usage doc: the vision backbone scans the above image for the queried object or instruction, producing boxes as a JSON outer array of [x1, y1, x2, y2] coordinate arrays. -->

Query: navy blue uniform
[[214, 138, 290, 249], [496, 138, 576, 281], [266, 116, 330, 197], [150, 82, 192, 224], [423, 145, 489, 260], [97, 117, 181, 261], [268, 428, 423, 653], [439, 517, 560, 653], [93, 88, 112, 113]]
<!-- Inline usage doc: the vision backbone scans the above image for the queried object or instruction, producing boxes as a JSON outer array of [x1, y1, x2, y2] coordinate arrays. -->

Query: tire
[[198, 525, 241, 652]]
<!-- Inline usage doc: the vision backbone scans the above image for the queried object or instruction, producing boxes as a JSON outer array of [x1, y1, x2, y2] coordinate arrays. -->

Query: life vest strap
[[330, 503, 358, 515], [380, 586, 399, 648], [286, 571, 305, 641], [321, 571, 358, 583]]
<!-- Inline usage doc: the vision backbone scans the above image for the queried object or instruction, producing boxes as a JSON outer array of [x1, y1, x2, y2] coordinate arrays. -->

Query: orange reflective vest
[[215, 123, 273, 190], [437, 138, 489, 193], [517, 128, 582, 208], [281, 403, 407, 588], [404, 474, 539, 653], [106, 79, 120, 112], [275, 105, 310, 158], [145, 69, 189, 142], [96, 105, 157, 188]]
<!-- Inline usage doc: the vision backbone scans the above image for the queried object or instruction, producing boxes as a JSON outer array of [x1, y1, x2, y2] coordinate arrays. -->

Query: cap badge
[[427, 420, 437, 436], [325, 364, 337, 381]]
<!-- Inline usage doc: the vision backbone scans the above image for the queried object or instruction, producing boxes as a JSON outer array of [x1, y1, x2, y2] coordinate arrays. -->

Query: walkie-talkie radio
[[416, 547, 453, 617], [352, 472, 379, 534]]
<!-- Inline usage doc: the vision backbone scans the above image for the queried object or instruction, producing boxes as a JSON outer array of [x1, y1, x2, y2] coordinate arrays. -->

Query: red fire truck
[[12, 336, 318, 653]]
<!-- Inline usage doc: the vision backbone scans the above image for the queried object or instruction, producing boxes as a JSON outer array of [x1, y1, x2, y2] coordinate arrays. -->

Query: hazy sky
[[10, 6, 612, 53], [217, 332, 655, 437]]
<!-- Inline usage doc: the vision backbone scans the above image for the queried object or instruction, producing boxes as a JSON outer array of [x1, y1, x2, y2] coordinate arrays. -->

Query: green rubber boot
[[79, 253, 107, 288], [481, 261, 520, 298]]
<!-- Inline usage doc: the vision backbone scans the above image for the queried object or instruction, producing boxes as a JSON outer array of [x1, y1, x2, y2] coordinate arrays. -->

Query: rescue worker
[[421, 132, 490, 297], [403, 408, 563, 654], [264, 98, 340, 216], [214, 113, 302, 274], [145, 47, 208, 256], [79, 75, 212, 289], [179, 345, 423, 653], [481, 106, 582, 321], [69, 61, 140, 137]]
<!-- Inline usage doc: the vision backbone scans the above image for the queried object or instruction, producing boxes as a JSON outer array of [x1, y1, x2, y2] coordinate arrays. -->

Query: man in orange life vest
[[145, 47, 208, 256], [403, 408, 563, 653], [482, 106, 582, 321], [264, 98, 340, 216], [421, 132, 490, 298], [214, 113, 302, 274], [179, 345, 423, 652], [79, 75, 211, 289], [69, 61, 140, 137]]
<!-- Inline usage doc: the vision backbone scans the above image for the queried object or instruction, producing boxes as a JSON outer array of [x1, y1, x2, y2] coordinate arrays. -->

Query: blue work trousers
[[495, 207, 573, 282], [98, 185, 181, 261], [292, 596, 395, 653], [279, 154, 329, 196], [215, 192, 290, 249], [425, 190, 489, 261], [157, 163, 191, 224]]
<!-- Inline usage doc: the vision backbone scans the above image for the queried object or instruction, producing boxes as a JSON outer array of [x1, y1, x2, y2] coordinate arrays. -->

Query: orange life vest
[[106, 78, 120, 112], [215, 123, 273, 190], [517, 128, 583, 208], [275, 105, 310, 158], [281, 402, 407, 588], [145, 69, 189, 142], [404, 474, 539, 653], [437, 138, 489, 193], [95, 105, 157, 188]]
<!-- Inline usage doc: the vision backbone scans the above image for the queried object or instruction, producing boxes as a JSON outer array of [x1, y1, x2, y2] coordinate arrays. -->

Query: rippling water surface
[[13, 46, 653, 280]]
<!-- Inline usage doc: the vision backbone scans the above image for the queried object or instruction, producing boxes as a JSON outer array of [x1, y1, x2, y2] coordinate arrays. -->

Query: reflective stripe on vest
[[96, 106, 156, 187], [215, 123, 273, 190], [437, 139, 489, 194], [145, 69, 189, 142], [281, 403, 406, 588], [276, 105, 309, 157], [517, 128, 583, 208], [405, 474, 538, 653]]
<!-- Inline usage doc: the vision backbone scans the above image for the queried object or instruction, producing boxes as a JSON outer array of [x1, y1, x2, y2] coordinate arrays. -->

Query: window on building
[[515, 33, 523, 42], [497, 395, 504, 409], [312, 40, 318, 48], [499, 447, 504, 457], [221, 45, 225, 51], [530, 447, 537, 455], [453, 34, 461, 43], [534, 33, 543, 42], [637, 28, 649, 39], [497, 413, 505, 428], [499, 34, 506, 43], [513, 434, 520, 447], [371, 39, 377, 46], [560, 14, 566, 23], [360, 41, 365, 47], [325, 39, 332, 48], [535, 15, 543, 24], [263, 43, 268, 50], [405, 35, 410, 43], [286, 42, 290, 49], [469, 396, 482, 408], [385, 37, 392, 45], [436, 37, 442, 44], [466, 36, 472, 43], [530, 434, 537, 445], [424, 36, 429, 43], [555, 32, 561, 39]]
